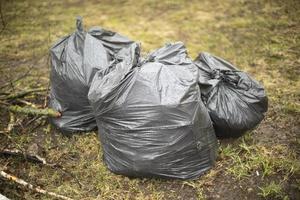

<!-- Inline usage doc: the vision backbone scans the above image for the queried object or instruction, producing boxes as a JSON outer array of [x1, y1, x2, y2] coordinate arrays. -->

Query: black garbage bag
[[194, 52, 268, 138], [88, 42, 217, 179], [49, 17, 137, 133]]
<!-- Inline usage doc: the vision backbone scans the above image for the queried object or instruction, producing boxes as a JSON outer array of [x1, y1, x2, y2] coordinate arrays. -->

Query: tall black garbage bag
[[88, 42, 217, 179], [49, 17, 137, 133], [194, 52, 268, 138]]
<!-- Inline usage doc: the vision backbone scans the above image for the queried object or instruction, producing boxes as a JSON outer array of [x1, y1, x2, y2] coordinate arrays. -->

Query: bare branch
[[7, 105, 61, 118], [14, 99, 38, 108], [0, 148, 83, 188], [6, 112, 15, 133], [3, 88, 47, 101], [0, 193, 11, 200], [0, 170, 74, 200], [0, 148, 47, 165]]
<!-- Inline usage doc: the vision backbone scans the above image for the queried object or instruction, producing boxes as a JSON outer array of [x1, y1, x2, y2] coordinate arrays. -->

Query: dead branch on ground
[[3, 88, 47, 101], [7, 105, 60, 118], [0, 148, 47, 165], [0, 148, 83, 188], [0, 85, 58, 118], [14, 99, 38, 108], [0, 170, 74, 200], [0, 193, 11, 200], [6, 112, 15, 133]]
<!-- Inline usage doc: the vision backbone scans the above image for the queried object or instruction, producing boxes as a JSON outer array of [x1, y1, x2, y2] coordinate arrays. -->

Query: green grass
[[258, 181, 287, 199], [0, 0, 300, 199], [220, 137, 299, 179]]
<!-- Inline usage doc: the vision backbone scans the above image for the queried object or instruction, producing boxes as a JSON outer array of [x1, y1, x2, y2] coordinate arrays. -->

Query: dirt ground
[[0, 0, 299, 199]]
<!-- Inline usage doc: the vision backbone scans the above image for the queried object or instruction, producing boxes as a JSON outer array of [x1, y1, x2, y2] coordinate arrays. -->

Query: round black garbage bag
[[194, 52, 268, 138], [88, 43, 217, 179], [49, 17, 137, 133]]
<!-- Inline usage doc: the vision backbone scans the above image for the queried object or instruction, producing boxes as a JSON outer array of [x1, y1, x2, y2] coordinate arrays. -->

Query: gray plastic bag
[[88, 42, 217, 179], [49, 17, 137, 133], [194, 52, 268, 138]]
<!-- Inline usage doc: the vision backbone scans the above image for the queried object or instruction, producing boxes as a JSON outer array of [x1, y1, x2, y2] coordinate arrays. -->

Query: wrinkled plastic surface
[[194, 52, 268, 138], [49, 17, 137, 133], [88, 42, 218, 179]]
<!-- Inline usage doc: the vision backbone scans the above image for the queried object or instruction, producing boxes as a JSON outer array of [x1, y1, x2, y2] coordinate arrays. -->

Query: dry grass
[[0, 0, 299, 199]]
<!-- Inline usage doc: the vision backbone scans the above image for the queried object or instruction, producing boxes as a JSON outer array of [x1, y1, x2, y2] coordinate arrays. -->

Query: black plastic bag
[[88, 42, 217, 179], [194, 52, 268, 138], [49, 17, 137, 133]]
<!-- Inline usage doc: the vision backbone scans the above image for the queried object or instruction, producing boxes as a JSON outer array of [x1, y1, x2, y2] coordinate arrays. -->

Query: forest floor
[[0, 0, 299, 199]]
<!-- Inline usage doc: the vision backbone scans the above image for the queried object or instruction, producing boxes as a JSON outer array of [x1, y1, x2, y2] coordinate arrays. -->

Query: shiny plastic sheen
[[194, 52, 268, 138], [49, 18, 137, 133], [88, 43, 218, 179]]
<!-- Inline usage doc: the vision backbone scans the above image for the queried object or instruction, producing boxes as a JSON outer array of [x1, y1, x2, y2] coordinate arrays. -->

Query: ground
[[0, 0, 299, 199]]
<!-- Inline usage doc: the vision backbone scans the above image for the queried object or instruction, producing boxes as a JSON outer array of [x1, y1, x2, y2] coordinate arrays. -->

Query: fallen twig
[[0, 148, 83, 188], [0, 92, 9, 96], [3, 88, 47, 101], [15, 99, 38, 108], [27, 117, 46, 133], [0, 193, 11, 200], [43, 86, 50, 108], [0, 72, 30, 90], [0, 170, 73, 200], [25, 115, 42, 127], [7, 105, 61, 118], [0, 148, 47, 165], [0, 100, 9, 106], [0, 132, 24, 152], [6, 112, 15, 133]]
